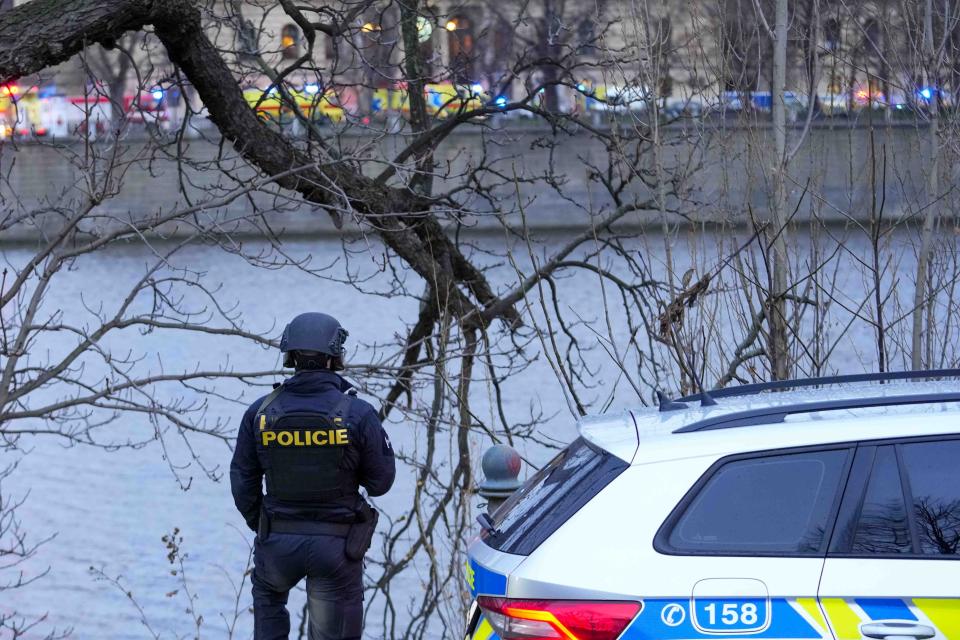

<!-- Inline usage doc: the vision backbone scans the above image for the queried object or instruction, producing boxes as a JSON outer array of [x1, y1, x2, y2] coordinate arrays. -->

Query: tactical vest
[[255, 387, 355, 503]]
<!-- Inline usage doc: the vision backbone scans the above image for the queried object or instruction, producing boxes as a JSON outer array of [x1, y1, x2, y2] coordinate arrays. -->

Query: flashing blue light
[[919, 87, 933, 100], [494, 95, 508, 108], [151, 88, 164, 100], [305, 83, 320, 95], [577, 83, 586, 92], [471, 83, 484, 95], [896, 104, 905, 110]]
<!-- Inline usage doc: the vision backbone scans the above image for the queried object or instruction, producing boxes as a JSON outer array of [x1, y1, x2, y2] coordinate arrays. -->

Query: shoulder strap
[[256, 386, 353, 429], [255, 384, 284, 430], [332, 391, 354, 423]]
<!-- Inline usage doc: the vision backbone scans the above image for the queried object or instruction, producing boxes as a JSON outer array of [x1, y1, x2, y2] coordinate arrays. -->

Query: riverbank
[[0, 124, 937, 242]]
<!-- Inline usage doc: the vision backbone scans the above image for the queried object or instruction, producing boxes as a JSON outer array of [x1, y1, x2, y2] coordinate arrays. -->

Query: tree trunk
[[399, 0, 434, 196], [768, 0, 791, 380], [540, 0, 561, 112], [911, 0, 940, 370]]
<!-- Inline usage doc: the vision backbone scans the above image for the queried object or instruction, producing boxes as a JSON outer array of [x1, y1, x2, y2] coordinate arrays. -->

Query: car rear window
[[658, 448, 851, 555], [482, 437, 628, 556]]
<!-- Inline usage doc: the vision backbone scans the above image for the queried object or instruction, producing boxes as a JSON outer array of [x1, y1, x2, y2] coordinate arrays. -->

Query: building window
[[418, 33, 436, 79], [324, 34, 337, 64], [360, 17, 393, 88], [863, 19, 879, 45], [446, 15, 475, 83], [824, 18, 841, 51], [576, 18, 596, 54], [282, 24, 301, 59], [827, 73, 843, 95]]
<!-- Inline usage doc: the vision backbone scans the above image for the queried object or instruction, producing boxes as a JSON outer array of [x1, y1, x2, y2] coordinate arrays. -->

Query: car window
[[482, 437, 628, 556], [899, 439, 960, 556], [851, 446, 912, 554], [665, 449, 850, 555]]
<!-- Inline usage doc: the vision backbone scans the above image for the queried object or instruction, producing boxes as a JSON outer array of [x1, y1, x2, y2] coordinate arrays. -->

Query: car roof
[[578, 378, 960, 465]]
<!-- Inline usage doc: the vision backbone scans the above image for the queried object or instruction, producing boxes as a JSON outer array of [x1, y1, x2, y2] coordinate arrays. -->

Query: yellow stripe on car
[[796, 597, 829, 636], [821, 598, 862, 640], [473, 617, 494, 640], [913, 599, 960, 638]]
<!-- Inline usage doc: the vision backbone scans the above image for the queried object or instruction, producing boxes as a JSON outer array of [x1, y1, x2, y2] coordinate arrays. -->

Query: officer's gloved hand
[[246, 499, 263, 533]]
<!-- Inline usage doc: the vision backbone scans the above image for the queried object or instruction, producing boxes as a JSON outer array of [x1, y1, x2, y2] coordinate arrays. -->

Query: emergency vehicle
[[0, 84, 69, 139], [465, 370, 960, 640], [371, 82, 485, 118], [243, 86, 345, 125]]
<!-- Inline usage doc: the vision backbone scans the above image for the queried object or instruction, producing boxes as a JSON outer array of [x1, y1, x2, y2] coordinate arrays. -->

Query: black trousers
[[252, 533, 363, 640]]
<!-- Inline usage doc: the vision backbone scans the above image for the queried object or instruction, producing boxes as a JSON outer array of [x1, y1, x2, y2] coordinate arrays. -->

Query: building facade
[[0, 0, 952, 129]]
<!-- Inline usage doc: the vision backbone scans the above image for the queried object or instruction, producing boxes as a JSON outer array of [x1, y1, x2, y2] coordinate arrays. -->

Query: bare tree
[[4, 0, 960, 638]]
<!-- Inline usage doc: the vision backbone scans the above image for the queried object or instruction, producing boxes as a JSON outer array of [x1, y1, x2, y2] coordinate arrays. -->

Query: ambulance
[[243, 86, 345, 126], [465, 370, 960, 640]]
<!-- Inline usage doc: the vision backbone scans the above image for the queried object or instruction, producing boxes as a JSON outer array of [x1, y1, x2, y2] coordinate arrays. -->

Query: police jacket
[[230, 370, 396, 530]]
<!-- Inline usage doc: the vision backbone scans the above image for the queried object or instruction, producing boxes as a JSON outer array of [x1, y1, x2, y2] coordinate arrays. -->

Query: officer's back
[[230, 312, 395, 640]]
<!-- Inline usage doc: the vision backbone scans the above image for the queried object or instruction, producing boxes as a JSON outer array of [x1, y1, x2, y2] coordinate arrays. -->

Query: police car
[[464, 370, 960, 640]]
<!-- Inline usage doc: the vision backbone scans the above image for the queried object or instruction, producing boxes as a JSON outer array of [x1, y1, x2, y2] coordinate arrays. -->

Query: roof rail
[[673, 391, 960, 433], [676, 368, 960, 403], [656, 390, 690, 412]]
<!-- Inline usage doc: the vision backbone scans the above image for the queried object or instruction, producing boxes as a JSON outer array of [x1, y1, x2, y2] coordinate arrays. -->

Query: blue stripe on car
[[620, 598, 823, 639], [856, 598, 917, 622], [470, 558, 507, 597]]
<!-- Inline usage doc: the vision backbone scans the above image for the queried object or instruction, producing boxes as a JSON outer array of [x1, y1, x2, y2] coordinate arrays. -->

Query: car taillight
[[477, 596, 641, 640]]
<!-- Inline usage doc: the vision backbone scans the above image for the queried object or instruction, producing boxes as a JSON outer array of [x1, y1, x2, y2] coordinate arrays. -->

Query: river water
[[0, 228, 949, 638]]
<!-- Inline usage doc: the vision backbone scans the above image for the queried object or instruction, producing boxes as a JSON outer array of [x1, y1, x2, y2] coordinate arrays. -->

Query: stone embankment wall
[[0, 124, 940, 242]]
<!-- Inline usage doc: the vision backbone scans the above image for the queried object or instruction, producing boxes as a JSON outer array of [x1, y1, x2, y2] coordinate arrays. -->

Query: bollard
[[477, 444, 523, 515]]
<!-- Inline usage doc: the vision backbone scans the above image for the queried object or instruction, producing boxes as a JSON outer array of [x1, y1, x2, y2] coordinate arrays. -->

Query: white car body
[[597, 85, 652, 112], [465, 374, 960, 640]]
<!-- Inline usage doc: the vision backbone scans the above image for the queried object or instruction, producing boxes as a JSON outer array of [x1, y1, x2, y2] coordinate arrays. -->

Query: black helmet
[[280, 312, 348, 369]]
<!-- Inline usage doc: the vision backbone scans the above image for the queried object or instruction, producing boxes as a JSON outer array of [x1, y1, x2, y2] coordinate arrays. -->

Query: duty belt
[[269, 519, 351, 537]]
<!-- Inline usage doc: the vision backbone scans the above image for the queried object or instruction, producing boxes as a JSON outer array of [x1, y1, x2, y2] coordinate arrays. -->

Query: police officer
[[230, 312, 396, 640]]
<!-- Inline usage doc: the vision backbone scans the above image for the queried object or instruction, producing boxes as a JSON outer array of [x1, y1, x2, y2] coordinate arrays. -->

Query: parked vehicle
[[0, 84, 64, 138], [664, 95, 708, 118], [465, 370, 960, 640], [817, 93, 851, 116], [65, 95, 112, 139], [370, 82, 484, 119], [243, 85, 345, 125], [591, 84, 652, 112]]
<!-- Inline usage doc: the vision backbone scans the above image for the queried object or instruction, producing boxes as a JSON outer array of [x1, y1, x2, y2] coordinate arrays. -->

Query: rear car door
[[644, 445, 854, 640], [819, 437, 960, 640]]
